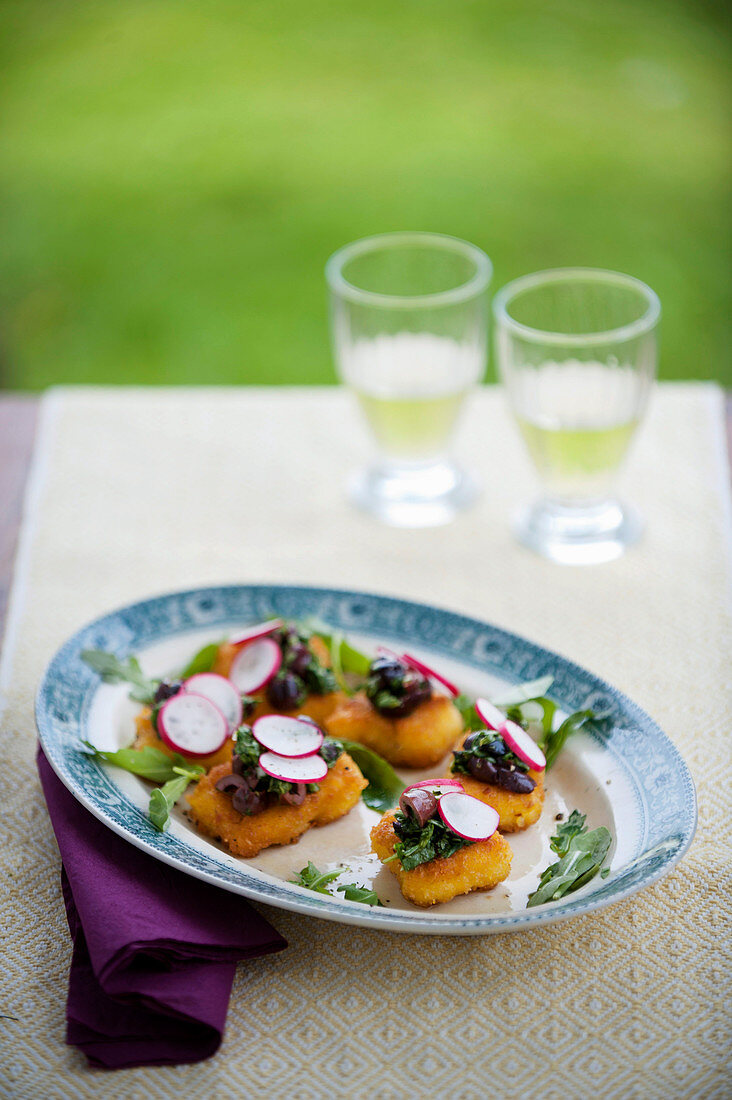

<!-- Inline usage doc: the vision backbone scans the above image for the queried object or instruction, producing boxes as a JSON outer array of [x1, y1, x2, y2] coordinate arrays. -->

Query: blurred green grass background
[[1, 0, 730, 389]]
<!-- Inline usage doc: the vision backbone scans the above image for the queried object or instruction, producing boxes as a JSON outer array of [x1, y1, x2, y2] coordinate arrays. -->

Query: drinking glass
[[326, 232, 492, 527], [493, 268, 660, 564]]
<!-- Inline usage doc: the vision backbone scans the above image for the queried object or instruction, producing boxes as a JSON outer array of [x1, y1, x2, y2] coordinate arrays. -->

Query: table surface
[[0, 390, 730, 655], [3, 386, 729, 1099]]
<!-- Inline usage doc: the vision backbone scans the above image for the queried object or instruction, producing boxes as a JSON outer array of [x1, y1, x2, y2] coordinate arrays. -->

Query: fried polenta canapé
[[133, 627, 347, 770], [188, 747, 367, 858], [326, 691, 463, 768], [451, 728, 545, 832], [457, 770, 544, 832], [371, 808, 512, 908], [325, 653, 464, 768]]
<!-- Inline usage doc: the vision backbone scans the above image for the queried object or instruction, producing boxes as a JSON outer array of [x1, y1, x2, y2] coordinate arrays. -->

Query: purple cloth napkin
[[37, 747, 287, 1069]]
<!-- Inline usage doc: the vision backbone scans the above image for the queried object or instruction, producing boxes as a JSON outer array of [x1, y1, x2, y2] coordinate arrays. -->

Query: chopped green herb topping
[[390, 809, 472, 871], [451, 729, 529, 776]]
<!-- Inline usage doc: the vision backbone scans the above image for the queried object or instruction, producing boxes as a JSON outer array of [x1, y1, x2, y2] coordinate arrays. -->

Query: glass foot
[[349, 460, 478, 527], [514, 497, 642, 564]]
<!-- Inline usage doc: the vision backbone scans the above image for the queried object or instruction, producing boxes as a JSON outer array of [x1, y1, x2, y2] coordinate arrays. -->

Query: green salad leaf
[[179, 642, 221, 679], [527, 813, 612, 907], [148, 764, 204, 832], [550, 809, 588, 856], [334, 739, 404, 812], [491, 676, 555, 709], [453, 694, 484, 733], [289, 862, 343, 893], [81, 649, 158, 704], [336, 883, 383, 907], [290, 862, 382, 906], [540, 709, 595, 771], [80, 742, 204, 832], [80, 741, 181, 783], [302, 617, 371, 691]]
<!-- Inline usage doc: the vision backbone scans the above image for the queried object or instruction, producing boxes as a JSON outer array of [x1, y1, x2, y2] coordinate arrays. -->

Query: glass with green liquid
[[327, 234, 491, 526], [494, 270, 660, 564]]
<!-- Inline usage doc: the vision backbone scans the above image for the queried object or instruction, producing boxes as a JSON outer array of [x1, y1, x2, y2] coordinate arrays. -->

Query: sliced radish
[[229, 618, 283, 647], [183, 672, 243, 732], [158, 692, 229, 757], [376, 645, 401, 659], [405, 778, 464, 798], [438, 792, 499, 841], [475, 697, 509, 731], [500, 717, 546, 771], [401, 653, 459, 697], [253, 714, 324, 757], [258, 751, 328, 784], [475, 696, 546, 770], [229, 637, 281, 694]]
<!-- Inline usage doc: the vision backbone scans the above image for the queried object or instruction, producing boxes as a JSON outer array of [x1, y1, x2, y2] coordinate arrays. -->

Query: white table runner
[[2, 384, 730, 1099]]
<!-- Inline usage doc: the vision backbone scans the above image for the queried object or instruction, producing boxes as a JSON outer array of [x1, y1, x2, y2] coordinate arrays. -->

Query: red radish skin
[[500, 718, 547, 771], [475, 697, 509, 731], [229, 618, 283, 647], [405, 779, 464, 797], [229, 638, 282, 694], [158, 693, 229, 757], [258, 751, 328, 784], [183, 672, 243, 732], [401, 653, 459, 697], [252, 714, 324, 758], [438, 792, 500, 841]]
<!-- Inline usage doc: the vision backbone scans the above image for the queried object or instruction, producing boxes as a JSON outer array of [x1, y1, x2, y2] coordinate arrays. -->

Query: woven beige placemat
[[2, 384, 730, 1099]]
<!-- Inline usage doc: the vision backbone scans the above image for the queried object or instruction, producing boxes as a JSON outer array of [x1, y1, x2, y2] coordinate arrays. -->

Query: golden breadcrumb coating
[[371, 811, 512, 907], [456, 770, 545, 832], [325, 692, 463, 768], [187, 752, 367, 858], [134, 710, 233, 771]]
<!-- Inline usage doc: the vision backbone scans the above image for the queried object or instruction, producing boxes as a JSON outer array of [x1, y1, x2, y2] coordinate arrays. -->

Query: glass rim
[[325, 231, 493, 309], [492, 267, 661, 346]]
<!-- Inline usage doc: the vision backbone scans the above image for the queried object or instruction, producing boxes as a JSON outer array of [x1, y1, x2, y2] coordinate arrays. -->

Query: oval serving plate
[[36, 584, 696, 935]]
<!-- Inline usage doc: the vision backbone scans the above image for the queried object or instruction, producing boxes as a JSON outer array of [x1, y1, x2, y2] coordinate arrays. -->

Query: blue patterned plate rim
[[35, 583, 697, 935]]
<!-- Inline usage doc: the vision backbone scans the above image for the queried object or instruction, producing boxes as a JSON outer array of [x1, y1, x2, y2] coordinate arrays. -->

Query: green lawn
[[1, 0, 730, 389]]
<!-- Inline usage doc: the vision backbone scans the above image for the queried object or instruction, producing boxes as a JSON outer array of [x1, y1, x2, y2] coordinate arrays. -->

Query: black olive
[[266, 670, 307, 710], [388, 671, 431, 717], [494, 766, 536, 794], [287, 644, 312, 676], [462, 732, 480, 752], [153, 679, 183, 704], [215, 773, 250, 794], [467, 756, 499, 785], [486, 735, 509, 757], [398, 788, 438, 827], [232, 786, 267, 815], [369, 656, 406, 691], [280, 784, 307, 806]]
